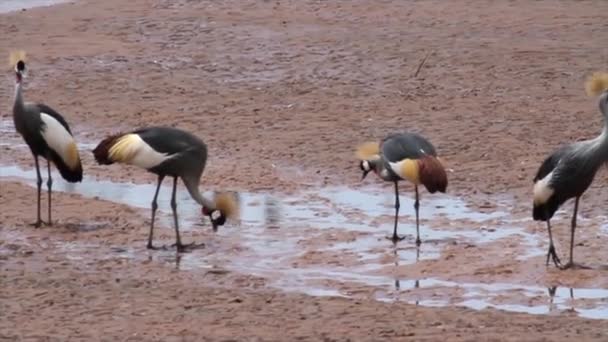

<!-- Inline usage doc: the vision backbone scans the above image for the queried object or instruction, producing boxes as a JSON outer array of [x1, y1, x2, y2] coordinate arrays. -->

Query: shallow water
[[0, 0, 68, 14], [8, 164, 603, 320]]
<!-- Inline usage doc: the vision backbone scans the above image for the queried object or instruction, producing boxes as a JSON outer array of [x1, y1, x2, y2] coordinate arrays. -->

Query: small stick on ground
[[414, 50, 432, 78]]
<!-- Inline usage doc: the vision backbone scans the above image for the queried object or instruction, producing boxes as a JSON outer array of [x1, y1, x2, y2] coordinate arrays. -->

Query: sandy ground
[[2, 0, 608, 340]]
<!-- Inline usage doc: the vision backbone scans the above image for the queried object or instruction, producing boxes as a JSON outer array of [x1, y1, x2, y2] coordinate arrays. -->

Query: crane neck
[[597, 92, 608, 152], [591, 123, 608, 163], [14, 79, 24, 112], [183, 177, 216, 209], [600, 92, 608, 124]]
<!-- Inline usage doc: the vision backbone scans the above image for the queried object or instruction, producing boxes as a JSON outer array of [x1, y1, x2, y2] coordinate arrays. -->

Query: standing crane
[[532, 72, 608, 269], [357, 132, 448, 244], [92, 126, 237, 252], [10, 51, 83, 227]]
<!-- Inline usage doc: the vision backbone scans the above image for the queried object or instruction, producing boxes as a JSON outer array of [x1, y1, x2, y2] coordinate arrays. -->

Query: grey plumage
[[12, 60, 83, 227], [377, 132, 439, 183], [93, 126, 228, 251], [381, 132, 438, 162], [359, 132, 447, 245], [533, 91, 608, 269]]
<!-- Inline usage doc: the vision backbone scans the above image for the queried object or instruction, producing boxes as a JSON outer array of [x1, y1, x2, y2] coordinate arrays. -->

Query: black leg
[[171, 176, 184, 252], [569, 197, 579, 265], [414, 185, 421, 246], [147, 175, 164, 250], [386, 181, 405, 243], [560, 197, 583, 270], [46, 158, 53, 226], [32, 155, 43, 228], [545, 219, 561, 267]]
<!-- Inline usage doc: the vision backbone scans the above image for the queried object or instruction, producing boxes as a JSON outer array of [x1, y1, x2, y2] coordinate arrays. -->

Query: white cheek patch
[[211, 210, 222, 221], [362, 160, 370, 171]]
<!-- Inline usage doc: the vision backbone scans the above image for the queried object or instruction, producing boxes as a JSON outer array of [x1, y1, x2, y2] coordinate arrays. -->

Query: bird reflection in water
[[393, 245, 420, 305], [547, 286, 575, 313], [264, 195, 281, 229]]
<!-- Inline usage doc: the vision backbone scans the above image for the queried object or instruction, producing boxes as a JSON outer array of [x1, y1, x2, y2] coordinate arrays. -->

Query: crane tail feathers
[[93, 133, 129, 165], [418, 155, 448, 193]]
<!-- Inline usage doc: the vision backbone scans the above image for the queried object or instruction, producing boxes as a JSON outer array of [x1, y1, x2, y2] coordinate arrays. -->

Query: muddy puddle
[[2, 164, 607, 320]]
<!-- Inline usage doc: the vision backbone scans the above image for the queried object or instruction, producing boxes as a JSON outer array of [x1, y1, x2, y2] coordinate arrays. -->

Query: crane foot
[[146, 243, 167, 251], [29, 220, 48, 228], [172, 241, 205, 253], [386, 234, 406, 244], [546, 245, 561, 268], [559, 262, 590, 270]]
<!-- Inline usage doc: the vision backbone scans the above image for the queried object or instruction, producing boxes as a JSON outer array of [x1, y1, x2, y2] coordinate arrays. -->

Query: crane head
[[356, 141, 381, 180], [16, 60, 25, 72], [202, 192, 238, 232], [360, 160, 373, 180], [202, 206, 225, 231], [14, 61, 26, 83], [360, 159, 381, 181], [9, 50, 27, 81]]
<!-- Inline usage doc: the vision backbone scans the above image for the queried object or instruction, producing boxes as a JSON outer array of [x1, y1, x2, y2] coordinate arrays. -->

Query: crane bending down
[[357, 132, 448, 244], [10, 51, 83, 227], [533, 72, 608, 269], [93, 126, 237, 252]]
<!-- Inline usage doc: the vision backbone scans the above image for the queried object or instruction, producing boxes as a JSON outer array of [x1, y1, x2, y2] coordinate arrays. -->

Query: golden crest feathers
[[585, 72, 608, 97], [355, 141, 380, 160], [214, 192, 239, 219], [9, 50, 27, 68]]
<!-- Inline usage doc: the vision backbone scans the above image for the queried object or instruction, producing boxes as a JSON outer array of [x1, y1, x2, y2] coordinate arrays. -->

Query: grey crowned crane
[[357, 132, 448, 244], [10, 51, 83, 227], [532, 72, 608, 270], [92, 126, 237, 252]]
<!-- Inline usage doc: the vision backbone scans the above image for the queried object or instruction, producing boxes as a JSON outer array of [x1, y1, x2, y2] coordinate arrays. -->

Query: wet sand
[[2, 0, 608, 340]]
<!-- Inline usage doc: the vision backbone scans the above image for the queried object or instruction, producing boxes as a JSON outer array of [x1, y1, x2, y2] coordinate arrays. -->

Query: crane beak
[[361, 170, 370, 181]]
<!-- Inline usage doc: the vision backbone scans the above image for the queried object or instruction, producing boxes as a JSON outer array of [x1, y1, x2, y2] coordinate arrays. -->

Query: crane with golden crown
[[93, 126, 237, 252], [356, 132, 448, 245], [10, 50, 83, 227], [533, 72, 608, 269]]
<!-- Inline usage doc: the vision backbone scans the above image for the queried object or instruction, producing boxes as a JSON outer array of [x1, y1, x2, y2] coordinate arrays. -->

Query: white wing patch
[[40, 113, 80, 169], [533, 171, 554, 205], [110, 134, 173, 169], [388, 161, 404, 177]]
